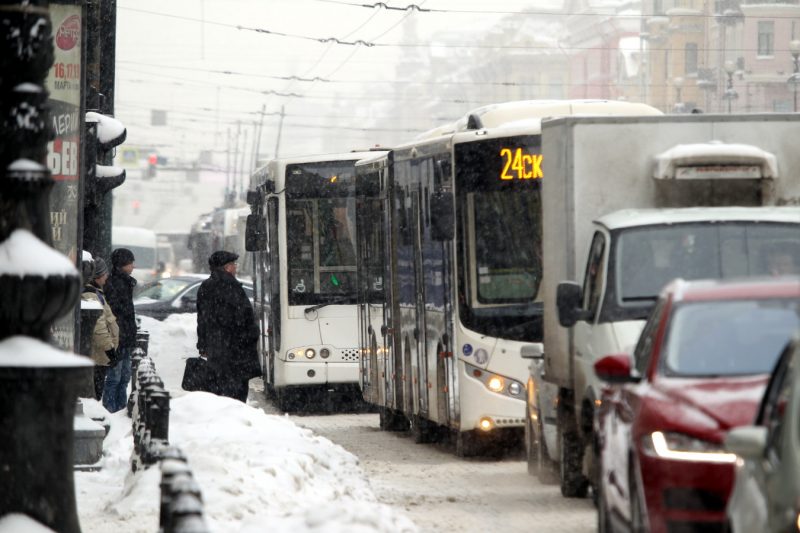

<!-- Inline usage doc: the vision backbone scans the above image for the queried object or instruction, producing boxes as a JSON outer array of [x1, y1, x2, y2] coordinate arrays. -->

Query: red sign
[[56, 15, 80, 51]]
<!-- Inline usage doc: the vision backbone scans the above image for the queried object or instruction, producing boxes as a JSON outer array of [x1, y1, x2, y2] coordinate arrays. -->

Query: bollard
[[172, 515, 209, 533], [167, 493, 205, 533], [159, 460, 191, 531], [148, 389, 171, 442], [135, 331, 149, 356]]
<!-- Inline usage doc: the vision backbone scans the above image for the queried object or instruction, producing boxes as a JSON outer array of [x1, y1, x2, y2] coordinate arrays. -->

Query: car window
[[662, 299, 799, 377], [135, 278, 195, 302], [181, 284, 200, 301], [633, 298, 666, 376], [763, 350, 795, 455], [581, 232, 606, 320]]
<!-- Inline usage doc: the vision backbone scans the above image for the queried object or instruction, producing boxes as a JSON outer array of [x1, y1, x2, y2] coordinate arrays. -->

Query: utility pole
[[252, 104, 266, 172], [231, 122, 241, 206], [225, 127, 231, 204], [238, 127, 248, 202], [274, 105, 286, 159]]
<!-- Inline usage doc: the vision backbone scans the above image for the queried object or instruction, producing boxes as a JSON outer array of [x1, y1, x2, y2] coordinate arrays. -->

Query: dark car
[[134, 275, 254, 320], [594, 277, 800, 533]]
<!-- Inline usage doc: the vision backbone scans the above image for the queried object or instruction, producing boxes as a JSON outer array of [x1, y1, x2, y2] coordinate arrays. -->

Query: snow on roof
[[596, 206, 800, 230], [15, 83, 43, 94], [82, 250, 93, 261], [0, 336, 92, 368], [0, 229, 78, 276], [461, 99, 662, 130], [654, 142, 779, 180], [0, 514, 55, 533]]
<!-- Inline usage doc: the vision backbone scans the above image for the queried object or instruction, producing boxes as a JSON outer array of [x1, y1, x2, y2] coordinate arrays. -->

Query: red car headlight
[[640, 431, 737, 464]]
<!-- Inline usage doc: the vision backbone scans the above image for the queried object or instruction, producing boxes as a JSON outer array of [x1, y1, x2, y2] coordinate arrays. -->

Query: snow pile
[[76, 314, 416, 533], [0, 514, 56, 533]]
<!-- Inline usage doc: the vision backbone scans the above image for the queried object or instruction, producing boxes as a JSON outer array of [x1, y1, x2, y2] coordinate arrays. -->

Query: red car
[[594, 277, 800, 533]]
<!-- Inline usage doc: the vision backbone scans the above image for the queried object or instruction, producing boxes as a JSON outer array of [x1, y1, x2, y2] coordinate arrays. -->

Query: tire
[[411, 414, 436, 444], [629, 461, 647, 533], [276, 387, 292, 412], [537, 413, 560, 485], [597, 478, 613, 533], [378, 407, 389, 430], [559, 420, 589, 498], [455, 429, 483, 457], [525, 403, 537, 475]]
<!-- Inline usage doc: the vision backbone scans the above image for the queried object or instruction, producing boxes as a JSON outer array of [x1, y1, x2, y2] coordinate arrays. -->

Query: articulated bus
[[246, 151, 385, 411], [355, 100, 661, 455]]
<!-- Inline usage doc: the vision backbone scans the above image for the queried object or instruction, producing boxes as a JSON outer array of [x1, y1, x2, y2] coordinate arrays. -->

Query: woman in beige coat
[[81, 258, 120, 401]]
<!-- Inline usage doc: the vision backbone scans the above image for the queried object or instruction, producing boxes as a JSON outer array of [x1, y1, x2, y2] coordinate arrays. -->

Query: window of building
[[758, 21, 774, 56], [685, 43, 698, 74]]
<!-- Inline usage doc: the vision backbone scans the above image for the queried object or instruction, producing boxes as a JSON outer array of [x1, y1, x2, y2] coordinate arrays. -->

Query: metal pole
[[274, 106, 285, 159]]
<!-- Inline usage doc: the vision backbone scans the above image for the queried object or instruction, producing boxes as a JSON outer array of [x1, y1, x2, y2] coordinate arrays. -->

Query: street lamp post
[[673, 76, 685, 113], [789, 40, 800, 112], [723, 60, 738, 114]]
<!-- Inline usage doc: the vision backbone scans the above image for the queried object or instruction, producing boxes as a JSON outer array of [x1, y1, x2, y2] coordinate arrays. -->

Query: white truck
[[528, 114, 800, 498]]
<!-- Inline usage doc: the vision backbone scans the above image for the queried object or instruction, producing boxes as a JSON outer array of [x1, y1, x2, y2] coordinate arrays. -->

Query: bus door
[[265, 197, 281, 388], [386, 179, 404, 414], [410, 188, 429, 416]]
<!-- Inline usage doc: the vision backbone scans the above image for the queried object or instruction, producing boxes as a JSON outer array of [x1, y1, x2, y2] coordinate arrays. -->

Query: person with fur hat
[[103, 248, 137, 412], [195, 250, 260, 402], [80, 257, 120, 400]]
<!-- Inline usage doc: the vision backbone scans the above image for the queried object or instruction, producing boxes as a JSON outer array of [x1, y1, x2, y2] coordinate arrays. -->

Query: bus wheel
[[276, 388, 293, 412], [455, 430, 482, 457], [411, 414, 435, 444]]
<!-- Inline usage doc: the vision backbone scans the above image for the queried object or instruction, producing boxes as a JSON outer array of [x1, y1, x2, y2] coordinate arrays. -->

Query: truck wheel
[[537, 413, 560, 485], [559, 422, 589, 498], [525, 403, 537, 475]]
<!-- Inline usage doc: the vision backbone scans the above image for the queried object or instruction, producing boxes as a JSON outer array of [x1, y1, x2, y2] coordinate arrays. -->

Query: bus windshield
[[285, 161, 358, 305], [455, 135, 544, 342]]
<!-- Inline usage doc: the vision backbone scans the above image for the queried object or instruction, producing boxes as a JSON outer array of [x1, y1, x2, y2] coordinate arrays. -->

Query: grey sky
[[115, 0, 563, 163]]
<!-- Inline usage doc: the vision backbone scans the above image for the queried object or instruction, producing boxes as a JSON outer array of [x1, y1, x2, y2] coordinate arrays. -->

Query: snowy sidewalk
[[75, 314, 416, 532]]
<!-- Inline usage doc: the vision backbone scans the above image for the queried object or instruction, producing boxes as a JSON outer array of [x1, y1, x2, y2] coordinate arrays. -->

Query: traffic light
[[147, 153, 157, 179], [84, 111, 126, 207], [83, 111, 127, 258]]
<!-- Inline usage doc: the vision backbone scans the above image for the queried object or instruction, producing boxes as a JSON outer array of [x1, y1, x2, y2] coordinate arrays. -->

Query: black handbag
[[181, 357, 209, 392]]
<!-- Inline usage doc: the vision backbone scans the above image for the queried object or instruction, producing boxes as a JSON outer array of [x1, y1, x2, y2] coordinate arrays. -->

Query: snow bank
[[76, 314, 416, 532]]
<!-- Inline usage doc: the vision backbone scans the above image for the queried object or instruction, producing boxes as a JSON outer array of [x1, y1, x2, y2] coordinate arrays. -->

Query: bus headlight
[[320, 348, 330, 359], [508, 382, 522, 396], [487, 376, 504, 393], [479, 417, 494, 431], [305, 348, 316, 359]]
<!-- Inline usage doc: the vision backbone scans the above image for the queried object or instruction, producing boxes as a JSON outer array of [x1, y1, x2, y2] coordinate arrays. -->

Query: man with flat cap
[[196, 250, 260, 402]]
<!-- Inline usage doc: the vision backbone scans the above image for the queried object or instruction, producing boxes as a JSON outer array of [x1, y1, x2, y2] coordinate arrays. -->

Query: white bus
[[245, 151, 386, 411], [355, 100, 662, 456], [112, 225, 159, 285]]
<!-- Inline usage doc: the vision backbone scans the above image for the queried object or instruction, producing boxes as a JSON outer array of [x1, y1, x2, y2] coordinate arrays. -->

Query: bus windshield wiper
[[304, 296, 351, 316]]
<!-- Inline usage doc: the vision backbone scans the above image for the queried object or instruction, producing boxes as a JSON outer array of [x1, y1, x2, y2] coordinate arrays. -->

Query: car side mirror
[[557, 281, 590, 327], [594, 354, 639, 383], [430, 191, 454, 241], [724, 426, 767, 460], [520, 344, 544, 360], [245, 214, 267, 251]]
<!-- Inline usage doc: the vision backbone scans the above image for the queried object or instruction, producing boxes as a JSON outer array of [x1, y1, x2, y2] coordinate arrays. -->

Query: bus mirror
[[430, 191, 454, 241], [245, 214, 267, 251], [246, 189, 261, 205]]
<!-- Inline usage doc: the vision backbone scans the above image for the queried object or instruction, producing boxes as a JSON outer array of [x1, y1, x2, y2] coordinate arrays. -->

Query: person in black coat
[[103, 248, 137, 412], [196, 250, 260, 402]]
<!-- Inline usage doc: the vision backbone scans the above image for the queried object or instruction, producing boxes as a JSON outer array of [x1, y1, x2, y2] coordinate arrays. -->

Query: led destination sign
[[500, 148, 543, 181]]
